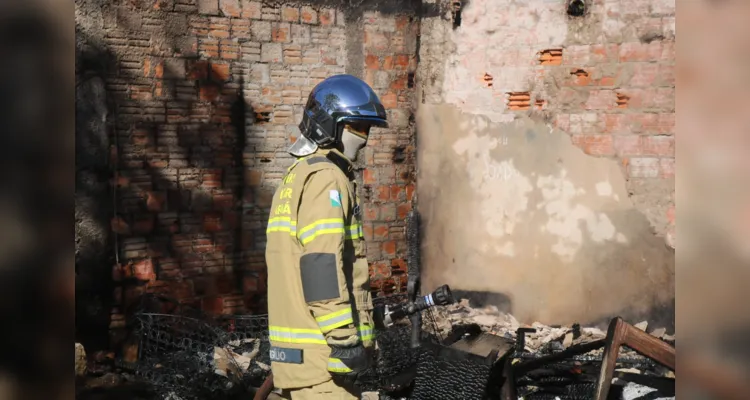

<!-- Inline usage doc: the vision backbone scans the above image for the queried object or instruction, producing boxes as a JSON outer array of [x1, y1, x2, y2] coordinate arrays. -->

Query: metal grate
[[134, 296, 271, 400]]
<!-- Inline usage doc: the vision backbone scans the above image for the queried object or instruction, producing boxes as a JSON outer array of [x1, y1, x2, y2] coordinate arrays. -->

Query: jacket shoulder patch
[[329, 190, 342, 207]]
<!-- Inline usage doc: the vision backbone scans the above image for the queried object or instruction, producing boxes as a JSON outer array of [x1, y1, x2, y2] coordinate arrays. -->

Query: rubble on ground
[[429, 298, 674, 356], [79, 296, 674, 399]]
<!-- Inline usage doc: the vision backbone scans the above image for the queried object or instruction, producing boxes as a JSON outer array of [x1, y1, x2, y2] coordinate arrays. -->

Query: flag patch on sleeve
[[329, 190, 342, 207]]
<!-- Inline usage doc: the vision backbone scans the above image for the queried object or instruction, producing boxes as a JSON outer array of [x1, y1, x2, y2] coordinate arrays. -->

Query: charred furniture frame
[[501, 317, 676, 400]]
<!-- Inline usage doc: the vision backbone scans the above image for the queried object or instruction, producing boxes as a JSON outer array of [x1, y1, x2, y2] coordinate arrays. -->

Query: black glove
[[328, 344, 371, 377]]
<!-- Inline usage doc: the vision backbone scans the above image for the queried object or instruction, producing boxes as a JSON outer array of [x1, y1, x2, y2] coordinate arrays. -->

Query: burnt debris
[[82, 292, 677, 400]]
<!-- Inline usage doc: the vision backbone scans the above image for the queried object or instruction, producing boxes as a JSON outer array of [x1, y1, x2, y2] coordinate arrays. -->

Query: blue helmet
[[289, 74, 388, 157]]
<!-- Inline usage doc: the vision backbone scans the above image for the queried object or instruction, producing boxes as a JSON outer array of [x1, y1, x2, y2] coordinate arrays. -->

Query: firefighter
[[265, 74, 388, 399]]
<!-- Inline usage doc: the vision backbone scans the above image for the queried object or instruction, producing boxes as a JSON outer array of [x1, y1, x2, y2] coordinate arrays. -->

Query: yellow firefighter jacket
[[265, 148, 375, 389]]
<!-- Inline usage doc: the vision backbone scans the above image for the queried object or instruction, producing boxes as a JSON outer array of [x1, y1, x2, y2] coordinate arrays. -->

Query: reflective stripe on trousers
[[327, 357, 352, 373]]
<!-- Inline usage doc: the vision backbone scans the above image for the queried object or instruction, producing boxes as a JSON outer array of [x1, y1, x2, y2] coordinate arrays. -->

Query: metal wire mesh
[[134, 296, 271, 400]]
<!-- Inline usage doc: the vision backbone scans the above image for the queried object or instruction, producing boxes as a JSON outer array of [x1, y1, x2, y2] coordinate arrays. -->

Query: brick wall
[[420, 0, 676, 246], [359, 12, 419, 296], [414, 0, 675, 325], [74, 0, 418, 345]]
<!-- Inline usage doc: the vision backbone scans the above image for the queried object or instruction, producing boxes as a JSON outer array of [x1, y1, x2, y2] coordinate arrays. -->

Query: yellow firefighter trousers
[[279, 378, 360, 400]]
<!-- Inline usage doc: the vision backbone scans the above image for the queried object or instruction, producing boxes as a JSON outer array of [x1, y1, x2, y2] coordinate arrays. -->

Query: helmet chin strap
[[339, 126, 368, 161]]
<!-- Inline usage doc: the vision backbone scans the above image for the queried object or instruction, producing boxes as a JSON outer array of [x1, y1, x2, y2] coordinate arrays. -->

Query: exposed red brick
[[272, 25, 289, 42], [373, 224, 389, 240], [642, 136, 674, 157], [613, 135, 643, 156], [571, 135, 614, 156], [619, 42, 662, 62], [598, 76, 616, 86], [381, 204, 396, 221], [405, 184, 415, 201], [219, 0, 241, 18], [364, 31, 389, 52], [382, 56, 393, 70], [482, 73, 493, 88], [365, 54, 380, 70], [586, 90, 617, 110], [382, 241, 397, 256], [199, 83, 220, 101], [507, 92, 531, 111], [616, 92, 630, 108], [391, 258, 407, 274], [390, 185, 402, 201], [397, 203, 411, 220], [362, 224, 374, 241], [591, 44, 619, 63], [390, 75, 408, 90], [202, 296, 225, 315], [281, 6, 299, 22], [209, 28, 230, 39], [143, 58, 151, 77], [376, 185, 390, 201], [394, 55, 409, 69], [570, 69, 590, 86], [132, 259, 157, 281], [210, 63, 231, 81], [381, 92, 397, 109], [363, 204, 379, 220], [370, 262, 391, 280], [154, 61, 164, 79], [363, 168, 377, 184], [539, 49, 563, 65], [395, 15, 409, 30], [319, 9, 335, 25], [213, 192, 235, 209], [241, 1, 262, 19], [300, 6, 317, 24], [89, 9, 421, 347], [203, 213, 223, 232], [146, 191, 166, 212]]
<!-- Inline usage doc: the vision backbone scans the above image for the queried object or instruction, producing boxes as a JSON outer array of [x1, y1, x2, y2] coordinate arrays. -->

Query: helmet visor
[[287, 135, 319, 157]]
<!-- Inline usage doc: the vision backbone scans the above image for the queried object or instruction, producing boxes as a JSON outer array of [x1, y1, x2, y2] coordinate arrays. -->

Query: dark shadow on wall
[[75, 0, 433, 355], [75, 21, 263, 355], [451, 290, 512, 314], [76, 33, 117, 355]]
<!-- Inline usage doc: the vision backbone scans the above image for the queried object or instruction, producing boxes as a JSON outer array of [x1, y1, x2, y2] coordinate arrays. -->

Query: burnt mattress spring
[[410, 342, 495, 400], [356, 325, 432, 394]]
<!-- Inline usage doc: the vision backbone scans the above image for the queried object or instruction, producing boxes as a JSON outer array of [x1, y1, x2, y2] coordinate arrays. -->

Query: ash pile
[[420, 297, 676, 400]]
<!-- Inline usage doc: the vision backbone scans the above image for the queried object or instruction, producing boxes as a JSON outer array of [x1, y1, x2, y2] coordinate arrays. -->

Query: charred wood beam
[[593, 317, 675, 400]]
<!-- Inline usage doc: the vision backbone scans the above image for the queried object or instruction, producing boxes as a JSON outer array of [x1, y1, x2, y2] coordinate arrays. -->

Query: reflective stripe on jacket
[[265, 148, 374, 389]]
